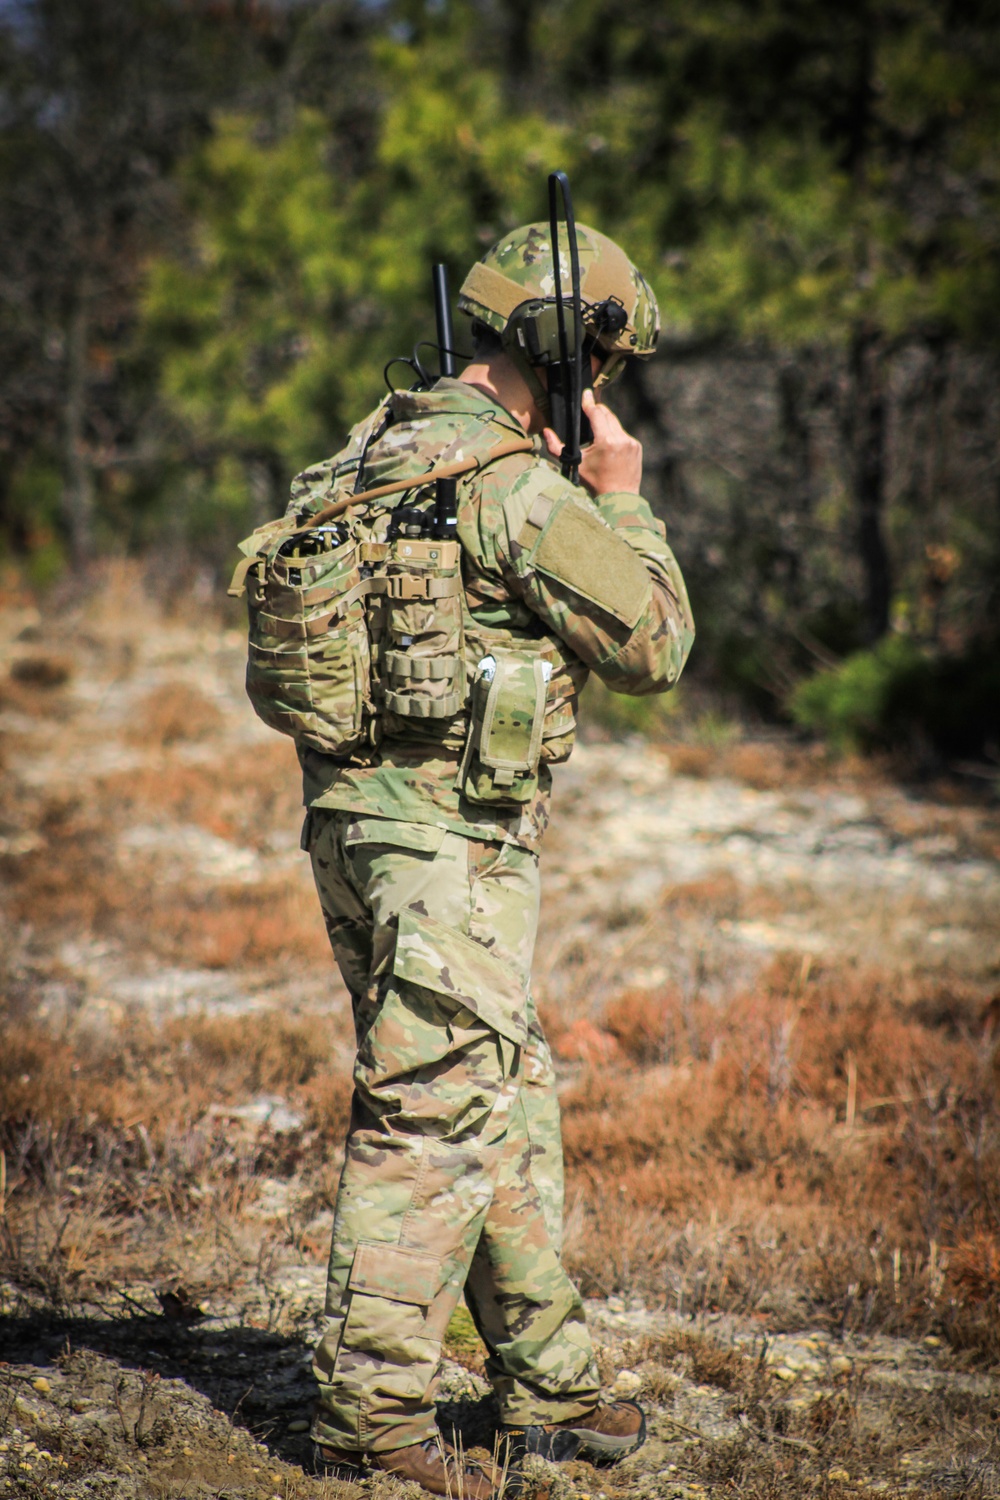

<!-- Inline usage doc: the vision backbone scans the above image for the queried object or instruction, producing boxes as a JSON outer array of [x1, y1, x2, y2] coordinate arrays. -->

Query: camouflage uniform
[[294, 302, 693, 1453]]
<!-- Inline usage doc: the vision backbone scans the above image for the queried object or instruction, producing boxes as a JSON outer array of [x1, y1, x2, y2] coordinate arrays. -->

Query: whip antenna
[[548, 171, 583, 485], [433, 262, 457, 379], [432, 263, 458, 539]]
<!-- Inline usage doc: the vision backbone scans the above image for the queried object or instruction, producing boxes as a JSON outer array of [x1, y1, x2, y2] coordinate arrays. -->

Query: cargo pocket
[[335, 1241, 444, 1376], [393, 907, 529, 1047], [356, 907, 528, 1138]]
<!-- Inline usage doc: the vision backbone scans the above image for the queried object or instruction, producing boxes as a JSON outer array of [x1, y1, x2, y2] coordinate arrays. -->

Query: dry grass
[[124, 680, 224, 747], [2, 570, 1000, 1500], [540, 961, 1000, 1355], [3, 782, 328, 968]]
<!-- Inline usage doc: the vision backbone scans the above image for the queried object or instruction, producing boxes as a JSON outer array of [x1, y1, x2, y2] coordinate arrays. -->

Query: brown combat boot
[[505, 1398, 646, 1465], [315, 1436, 508, 1498]]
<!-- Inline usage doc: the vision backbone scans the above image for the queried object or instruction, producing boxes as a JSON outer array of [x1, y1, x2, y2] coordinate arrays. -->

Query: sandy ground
[[1, 571, 999, 1498]]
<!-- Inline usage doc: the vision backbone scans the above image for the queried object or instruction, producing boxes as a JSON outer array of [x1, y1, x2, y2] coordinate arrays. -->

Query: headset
[[501, 172, 629, 485]]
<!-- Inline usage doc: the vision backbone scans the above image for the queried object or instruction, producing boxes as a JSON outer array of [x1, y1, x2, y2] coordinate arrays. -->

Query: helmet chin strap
[[506, 341, 551, 423]]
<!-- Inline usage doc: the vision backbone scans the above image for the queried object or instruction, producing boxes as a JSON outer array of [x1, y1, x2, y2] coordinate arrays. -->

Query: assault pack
[[227, 418, 562, 805]]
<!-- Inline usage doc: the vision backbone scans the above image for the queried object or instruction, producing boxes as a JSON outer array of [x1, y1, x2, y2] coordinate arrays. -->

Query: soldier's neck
[[458, 352, 543, 435]]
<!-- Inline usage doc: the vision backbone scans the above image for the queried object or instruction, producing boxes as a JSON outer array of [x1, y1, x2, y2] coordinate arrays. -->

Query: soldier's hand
[[544, 389, 643, 497]]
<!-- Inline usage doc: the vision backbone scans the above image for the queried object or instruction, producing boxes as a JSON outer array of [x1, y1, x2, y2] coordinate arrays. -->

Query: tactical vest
[[229, 442, 582, 807]]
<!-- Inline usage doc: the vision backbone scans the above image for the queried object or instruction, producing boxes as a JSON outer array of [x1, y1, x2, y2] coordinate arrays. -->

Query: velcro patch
[[531, 497, 651, 628]]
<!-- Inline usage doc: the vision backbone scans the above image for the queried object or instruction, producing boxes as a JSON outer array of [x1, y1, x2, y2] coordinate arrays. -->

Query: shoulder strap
[[229, 434, 538, 597], [297, 435, 536, 534]]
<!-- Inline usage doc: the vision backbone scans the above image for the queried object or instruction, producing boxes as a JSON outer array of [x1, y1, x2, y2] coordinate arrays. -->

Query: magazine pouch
[[379, 536, 465, 735]]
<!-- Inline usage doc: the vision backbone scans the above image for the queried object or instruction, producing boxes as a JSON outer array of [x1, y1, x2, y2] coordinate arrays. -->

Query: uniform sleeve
[[496, 465, 695, 695]]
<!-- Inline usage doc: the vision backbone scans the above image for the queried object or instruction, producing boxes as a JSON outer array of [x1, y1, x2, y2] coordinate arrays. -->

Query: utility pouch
[[459, 649, 551, 806], [237, 521, 371, 756], [379, 535, 465, 733]]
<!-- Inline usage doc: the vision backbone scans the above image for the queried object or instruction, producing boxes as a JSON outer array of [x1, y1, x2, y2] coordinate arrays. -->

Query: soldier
[[290, 222, 695, 1495]]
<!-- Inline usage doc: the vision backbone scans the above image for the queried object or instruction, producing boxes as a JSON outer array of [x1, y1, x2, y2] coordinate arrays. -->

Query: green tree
[[0, 0, 301, 566], [141, 30, 567, 544], [549, 0, 1000, 647]]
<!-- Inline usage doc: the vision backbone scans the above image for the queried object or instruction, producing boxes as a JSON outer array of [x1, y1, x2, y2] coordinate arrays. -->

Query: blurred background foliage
[[1, 0, 998, 762]]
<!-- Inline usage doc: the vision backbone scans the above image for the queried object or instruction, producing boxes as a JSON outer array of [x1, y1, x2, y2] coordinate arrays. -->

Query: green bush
[[790, 634, 1000, 759]]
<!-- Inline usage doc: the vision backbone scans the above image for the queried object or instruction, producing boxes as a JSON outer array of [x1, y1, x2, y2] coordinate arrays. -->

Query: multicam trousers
[[304, 809, 600, 1453]]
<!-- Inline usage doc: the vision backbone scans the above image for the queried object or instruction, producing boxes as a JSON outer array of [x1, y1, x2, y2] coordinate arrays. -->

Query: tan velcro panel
[[460, 260, 538, 319], [531, 497, 651, 629], [462, 243, 638, 332]]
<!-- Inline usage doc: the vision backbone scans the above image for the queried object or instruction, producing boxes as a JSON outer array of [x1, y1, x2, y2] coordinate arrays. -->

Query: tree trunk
[[62, 278, 94, 569], [848, 326, 891, 643]]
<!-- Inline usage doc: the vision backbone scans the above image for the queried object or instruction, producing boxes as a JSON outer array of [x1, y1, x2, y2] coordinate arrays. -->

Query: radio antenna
[[432, 263, 458, 539], [548, 171, 583, 485]]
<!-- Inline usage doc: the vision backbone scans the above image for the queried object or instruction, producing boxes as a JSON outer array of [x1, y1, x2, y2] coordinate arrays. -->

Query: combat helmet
[[458, 222, 659, 388]]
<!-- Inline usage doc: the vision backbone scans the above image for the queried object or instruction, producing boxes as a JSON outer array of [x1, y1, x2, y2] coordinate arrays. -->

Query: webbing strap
[[332, 577, 378, 615], [370, 572, 463, 601], [228, 554, 258, 598], [516, 490, 559, 551], [385, 651, 455, 682], [385, 688, 464, 719]]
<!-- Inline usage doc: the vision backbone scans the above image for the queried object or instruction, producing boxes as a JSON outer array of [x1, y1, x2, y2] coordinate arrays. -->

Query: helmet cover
[[458, 221, 659, 383]]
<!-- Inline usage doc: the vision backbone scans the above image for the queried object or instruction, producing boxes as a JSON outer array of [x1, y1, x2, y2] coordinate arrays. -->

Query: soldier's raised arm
[[495, 419, 695, 697]]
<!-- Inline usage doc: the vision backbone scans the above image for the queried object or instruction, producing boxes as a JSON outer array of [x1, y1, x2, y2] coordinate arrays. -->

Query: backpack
[[228, 437, 534, 760]]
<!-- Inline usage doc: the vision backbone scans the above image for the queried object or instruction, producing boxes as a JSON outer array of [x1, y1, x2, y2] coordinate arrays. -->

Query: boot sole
[[520, 1406, 647, 1466]]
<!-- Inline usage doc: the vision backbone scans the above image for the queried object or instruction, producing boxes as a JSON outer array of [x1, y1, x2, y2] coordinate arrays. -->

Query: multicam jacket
[[288, 378, 694, 852]]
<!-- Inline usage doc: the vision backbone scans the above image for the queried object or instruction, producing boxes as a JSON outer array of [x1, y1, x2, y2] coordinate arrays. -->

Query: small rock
[[610, 1369, 643, 1398], [287, 1418, 310, 1433], [774, 1366, 797, 1382], [827, 1470, 850, 1483], [31, 1378, 51, 1396]]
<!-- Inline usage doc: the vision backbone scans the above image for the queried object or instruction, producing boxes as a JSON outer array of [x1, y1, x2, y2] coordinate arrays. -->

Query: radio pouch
[[233, 520, 371, 757], [459, 650, 551, 806]]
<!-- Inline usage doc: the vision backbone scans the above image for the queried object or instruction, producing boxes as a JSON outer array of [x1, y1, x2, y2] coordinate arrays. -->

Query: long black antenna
[[548, 171, 583, 485], [432, 263, 458, 540], [433, 262, 456, 379]]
